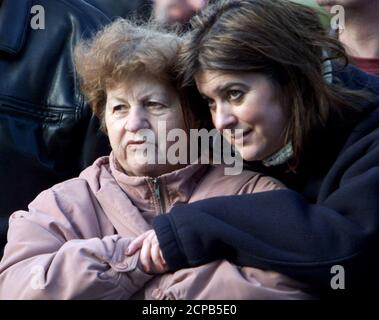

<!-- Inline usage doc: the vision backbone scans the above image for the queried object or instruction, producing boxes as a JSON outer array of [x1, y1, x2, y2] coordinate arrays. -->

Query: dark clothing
[[0, 0, 111, 255], [153, 65, 379, 296], [84, 0, 151, 19], [349, 56, 379, 76]]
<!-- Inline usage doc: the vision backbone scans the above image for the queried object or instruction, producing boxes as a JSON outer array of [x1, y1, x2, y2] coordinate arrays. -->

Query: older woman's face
[[105, 73, 187, 177], [195, 70, 288, 162]]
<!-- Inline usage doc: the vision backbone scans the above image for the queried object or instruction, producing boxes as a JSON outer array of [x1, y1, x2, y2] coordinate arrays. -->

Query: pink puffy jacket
[[0, 154, 312, 299]]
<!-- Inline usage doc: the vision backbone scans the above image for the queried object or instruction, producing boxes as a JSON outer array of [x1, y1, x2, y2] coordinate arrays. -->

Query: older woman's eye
[[145, 101, 167, 110], [113, 104, 128, 112]]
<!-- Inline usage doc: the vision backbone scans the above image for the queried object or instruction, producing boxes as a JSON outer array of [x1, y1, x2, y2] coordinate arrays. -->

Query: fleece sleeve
[[153, 130, 379, 291]]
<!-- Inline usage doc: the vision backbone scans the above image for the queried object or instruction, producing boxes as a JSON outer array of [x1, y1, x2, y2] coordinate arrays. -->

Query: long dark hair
[[177, 0, 370, 169]]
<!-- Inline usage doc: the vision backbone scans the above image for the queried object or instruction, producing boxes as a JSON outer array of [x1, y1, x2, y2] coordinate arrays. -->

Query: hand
[[126, 230, 168, 274]]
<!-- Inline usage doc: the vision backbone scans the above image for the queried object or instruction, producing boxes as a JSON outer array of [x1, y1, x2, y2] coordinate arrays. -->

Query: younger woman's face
[[195, 70, 288, 162]]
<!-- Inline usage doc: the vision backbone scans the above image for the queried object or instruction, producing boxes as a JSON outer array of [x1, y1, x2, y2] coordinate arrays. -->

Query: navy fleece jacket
[[153, 65, 379, 295]]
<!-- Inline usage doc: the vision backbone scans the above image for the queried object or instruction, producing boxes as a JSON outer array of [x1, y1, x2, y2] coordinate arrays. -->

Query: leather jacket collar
[[0, 0, 32, 54]]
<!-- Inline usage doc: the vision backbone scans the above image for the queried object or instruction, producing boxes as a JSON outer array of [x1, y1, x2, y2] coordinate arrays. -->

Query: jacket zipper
[[150, 178, 166, 214]]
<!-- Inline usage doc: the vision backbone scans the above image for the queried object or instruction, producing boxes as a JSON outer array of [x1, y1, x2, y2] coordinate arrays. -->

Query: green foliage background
[[290, 0, 331, 27]]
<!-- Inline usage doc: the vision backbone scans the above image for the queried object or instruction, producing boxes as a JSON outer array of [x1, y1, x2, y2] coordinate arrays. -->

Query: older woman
[[0, 19, 311, 299], [130, 0, 379, 296]]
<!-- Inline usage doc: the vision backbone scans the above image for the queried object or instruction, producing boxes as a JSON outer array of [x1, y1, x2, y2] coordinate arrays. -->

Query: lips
[[232, 129, 252, 144], [127, 139, 146, 146], [243, 129, 252, 137]]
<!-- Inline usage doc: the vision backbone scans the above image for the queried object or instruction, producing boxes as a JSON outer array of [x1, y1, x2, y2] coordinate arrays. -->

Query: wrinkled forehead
[[106, 72, 180, 102]]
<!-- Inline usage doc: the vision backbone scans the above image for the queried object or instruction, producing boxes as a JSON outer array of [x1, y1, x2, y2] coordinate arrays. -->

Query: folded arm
[[0, 188, 152, 299]]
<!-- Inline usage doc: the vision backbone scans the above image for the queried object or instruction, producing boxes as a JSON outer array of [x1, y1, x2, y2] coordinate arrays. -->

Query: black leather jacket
[[0, 0, 111, 254]]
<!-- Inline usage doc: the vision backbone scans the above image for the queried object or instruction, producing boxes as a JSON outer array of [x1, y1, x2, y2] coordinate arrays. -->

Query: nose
[[124, 106, 149, 132], [213, 102, 238, 132]]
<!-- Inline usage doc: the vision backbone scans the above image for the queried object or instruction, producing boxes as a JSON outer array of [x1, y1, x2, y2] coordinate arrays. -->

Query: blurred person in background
[[86, 0, 212, 29], [153, 0, 210, 29], [84, 0, 151, 20], [317, 0, 379, 75], [0, 0, 111, 257]]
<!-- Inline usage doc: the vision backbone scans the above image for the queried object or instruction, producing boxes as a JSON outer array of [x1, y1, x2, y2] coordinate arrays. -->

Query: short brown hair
[[177, 0, 370, 169], [74, 19, 209, 132]]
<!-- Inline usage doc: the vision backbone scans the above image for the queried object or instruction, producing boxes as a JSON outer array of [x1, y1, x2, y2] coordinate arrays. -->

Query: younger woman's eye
[[228, 90, 244, 102], [204, 98, 216, 111]]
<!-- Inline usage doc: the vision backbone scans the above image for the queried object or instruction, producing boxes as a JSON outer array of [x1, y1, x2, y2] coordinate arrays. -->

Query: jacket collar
[[109, 152, 209, 220], [334, 63, 379, 113], [0, 0, 32, 54], [81, 154, 208, 237]]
